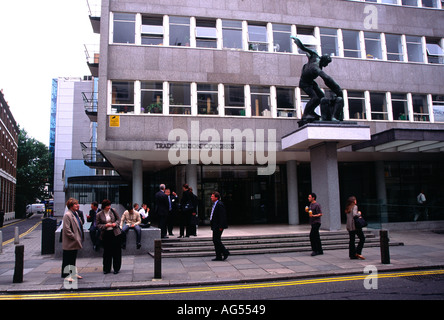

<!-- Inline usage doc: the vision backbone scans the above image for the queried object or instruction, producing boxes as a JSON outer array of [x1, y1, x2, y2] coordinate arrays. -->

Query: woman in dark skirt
[[96, 199, 122, 274]]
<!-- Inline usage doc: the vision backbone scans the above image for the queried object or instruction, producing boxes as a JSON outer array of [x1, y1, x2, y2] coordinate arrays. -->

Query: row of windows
[[347, 0, 443, 9], [110, 12, 444, 64], [108, 80, 444, 123]]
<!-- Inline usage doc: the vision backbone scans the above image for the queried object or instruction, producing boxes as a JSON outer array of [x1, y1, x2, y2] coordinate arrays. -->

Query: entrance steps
[[154, 230, 404, 258]]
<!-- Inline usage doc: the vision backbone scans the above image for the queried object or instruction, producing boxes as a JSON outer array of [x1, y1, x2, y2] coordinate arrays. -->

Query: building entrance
[[198, 166, 287, 225]]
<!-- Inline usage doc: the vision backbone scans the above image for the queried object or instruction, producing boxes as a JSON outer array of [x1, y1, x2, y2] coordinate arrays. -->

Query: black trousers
[[212, 229, 229, 258], [310, 223, 323, 254], [61, 249, 78, 278], [348, 229, 365, 257], [102, 230, 122, 273]]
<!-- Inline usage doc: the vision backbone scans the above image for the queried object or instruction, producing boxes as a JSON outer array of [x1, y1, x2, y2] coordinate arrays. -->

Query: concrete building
[[88, 0, 444, 230], [51, 77, 97, 215]]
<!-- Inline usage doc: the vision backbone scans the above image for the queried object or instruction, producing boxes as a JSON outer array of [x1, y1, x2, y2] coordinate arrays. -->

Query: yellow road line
[[1, 269, 443, 300], [1, 221, 42, 246]]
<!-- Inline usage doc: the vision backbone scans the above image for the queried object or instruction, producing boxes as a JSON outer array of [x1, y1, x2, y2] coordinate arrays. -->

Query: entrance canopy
[[353, 128, 444, 153]]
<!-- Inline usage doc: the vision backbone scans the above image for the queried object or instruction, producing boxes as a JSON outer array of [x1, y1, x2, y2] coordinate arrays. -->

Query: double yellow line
[[1, 269, 443, 300], [1, 221, 42, 246]]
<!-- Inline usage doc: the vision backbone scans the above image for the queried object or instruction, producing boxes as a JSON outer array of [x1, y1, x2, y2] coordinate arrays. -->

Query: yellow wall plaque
[[109, 115, 120, 127]]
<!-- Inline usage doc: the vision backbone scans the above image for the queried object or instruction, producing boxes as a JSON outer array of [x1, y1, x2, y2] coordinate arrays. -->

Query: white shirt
[[210, 200, 218, 220]]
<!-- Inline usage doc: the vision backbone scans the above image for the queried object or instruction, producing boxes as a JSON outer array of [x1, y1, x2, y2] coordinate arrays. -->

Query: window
[[169, 17, 190, 47], [169, 83, 191, 114], [222, 20, 243, 49], [370, 92, 388, 120], [320, 28, 339, 57], [250, 86, 271, 117], [296, 27, 318, 54], [426, 41, 444, 64], [248, 24, 268, 51], [343, 30, 361, 58], [385, 34, 403, 61], [197, 84, 218, 115], [402, 0, 418, 6], [141, 82, 163, 114], [412, 94, 429, 121], [141, 16, 163, 45], [347, 91, 367, 120], [406, 36, 424, 63], [111, 81, 134, 114], [422, 0, 439, 7], [113, 13, 135, 44], [364, 32, 382, 59], [381, 0, 398, 4], [196, 19, 217, 48], [224, 85, 245, 116], [391, 93, 409, 120], [273, 24, 292, 53], [276, 87, 296, 117], [432, 95, 444, 122]]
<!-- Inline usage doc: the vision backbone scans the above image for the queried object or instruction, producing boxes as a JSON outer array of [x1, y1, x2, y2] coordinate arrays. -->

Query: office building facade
[[90, 0, 444, 229]]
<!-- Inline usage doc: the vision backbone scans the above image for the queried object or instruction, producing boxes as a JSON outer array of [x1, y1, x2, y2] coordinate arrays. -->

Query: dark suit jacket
[[210, 200, 228, 231], [155, 190, 169, 216]]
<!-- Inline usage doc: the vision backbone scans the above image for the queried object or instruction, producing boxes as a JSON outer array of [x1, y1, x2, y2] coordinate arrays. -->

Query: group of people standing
[[155, 183, 199, 239], [61, 189, 367, 282], [307, 193, 366, 260]]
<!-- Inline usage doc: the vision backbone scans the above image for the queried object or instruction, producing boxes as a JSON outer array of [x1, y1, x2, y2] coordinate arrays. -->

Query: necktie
[[73, 211, 84, 239]]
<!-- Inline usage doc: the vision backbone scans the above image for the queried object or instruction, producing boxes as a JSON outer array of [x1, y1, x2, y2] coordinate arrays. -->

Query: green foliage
[[15, 127, 50, 217]]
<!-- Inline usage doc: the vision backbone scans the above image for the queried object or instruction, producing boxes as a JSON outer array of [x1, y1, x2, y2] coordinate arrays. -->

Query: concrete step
[[150, 230, 403, 258]]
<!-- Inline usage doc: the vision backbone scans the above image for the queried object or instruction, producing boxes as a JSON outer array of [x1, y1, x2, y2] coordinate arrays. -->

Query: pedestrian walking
[[210, 191, 230, 261], [61, 198, 84, 281], [306, 193, 323, 256], [345, 196, 366, 260]]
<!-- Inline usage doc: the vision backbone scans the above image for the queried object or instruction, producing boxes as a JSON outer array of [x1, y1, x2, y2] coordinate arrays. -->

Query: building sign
[[109, 115, 120, 127]]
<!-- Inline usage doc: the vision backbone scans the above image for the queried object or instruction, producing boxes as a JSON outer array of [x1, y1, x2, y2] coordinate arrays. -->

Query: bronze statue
[[291, 36, 343, 125]]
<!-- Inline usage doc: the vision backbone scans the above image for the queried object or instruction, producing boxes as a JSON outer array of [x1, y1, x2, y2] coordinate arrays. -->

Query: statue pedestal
[[282, 122, 370, 231]]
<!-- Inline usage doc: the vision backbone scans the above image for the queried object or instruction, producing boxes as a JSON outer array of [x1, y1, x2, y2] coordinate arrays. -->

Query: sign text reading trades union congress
[[161, 121, 277, 175]]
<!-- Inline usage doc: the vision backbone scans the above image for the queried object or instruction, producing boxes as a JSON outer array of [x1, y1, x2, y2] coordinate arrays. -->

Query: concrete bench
[[54, 223, 160, 258]]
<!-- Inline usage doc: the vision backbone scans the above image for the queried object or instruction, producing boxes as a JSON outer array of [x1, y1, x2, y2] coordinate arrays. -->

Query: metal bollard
[[380, 229, 390, 264], [154, 239, 162, 279], [0, 230, 2, 254], [14, 226, 19, 244], [13, 245, 25, 283]]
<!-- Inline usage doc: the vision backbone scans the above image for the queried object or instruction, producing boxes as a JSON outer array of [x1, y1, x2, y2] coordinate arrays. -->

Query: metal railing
[[82, 92, 98, 113], [80, 142, 113, 169]]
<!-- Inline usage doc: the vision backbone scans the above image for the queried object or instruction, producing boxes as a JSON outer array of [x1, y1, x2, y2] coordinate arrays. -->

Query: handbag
[[354, 216, 368, 229]]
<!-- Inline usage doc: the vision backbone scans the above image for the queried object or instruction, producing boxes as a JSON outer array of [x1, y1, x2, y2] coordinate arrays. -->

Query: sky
[[0, 0, 99, 146]]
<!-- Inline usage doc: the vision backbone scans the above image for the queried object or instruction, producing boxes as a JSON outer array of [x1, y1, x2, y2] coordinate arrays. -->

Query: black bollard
[[380, 230, 390, 264], [154, 239, 162, 279], [13, 245, 25, 283]]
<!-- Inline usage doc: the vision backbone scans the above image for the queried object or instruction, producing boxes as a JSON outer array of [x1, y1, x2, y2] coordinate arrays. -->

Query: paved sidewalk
[[1, 221, 444, 293]]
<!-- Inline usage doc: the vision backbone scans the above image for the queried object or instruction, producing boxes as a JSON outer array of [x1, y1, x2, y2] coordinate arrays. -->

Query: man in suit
[[210, 191, 230, 261], [155, 184, 170, 238], [87, 201, 101, 251]]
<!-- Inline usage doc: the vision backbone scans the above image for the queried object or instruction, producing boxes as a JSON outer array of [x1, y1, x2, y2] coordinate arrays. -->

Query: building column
[[286, 160, 299, 225], [186, 164, 198, 194], [309, 142, 341, 231], [375, 160, 388, 223], [132, 159, 143, 206]]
